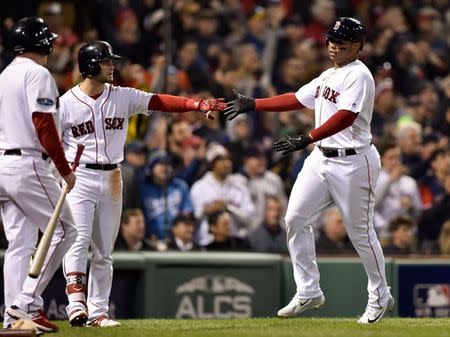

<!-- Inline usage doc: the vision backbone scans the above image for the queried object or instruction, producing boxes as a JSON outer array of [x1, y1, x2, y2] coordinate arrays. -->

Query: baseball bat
[[28, 144, 85, 278]]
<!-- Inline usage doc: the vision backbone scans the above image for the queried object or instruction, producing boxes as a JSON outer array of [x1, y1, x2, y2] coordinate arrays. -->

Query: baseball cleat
[[277, 294, 325, 317], [6, 305, 59, 332], [87, 315, 121, 327], [69, 309, 88, 327], [357, 295, 395, 324]]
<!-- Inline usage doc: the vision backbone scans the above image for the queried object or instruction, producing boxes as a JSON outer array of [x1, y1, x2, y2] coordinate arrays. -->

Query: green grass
[[51, 318, 450, 337]]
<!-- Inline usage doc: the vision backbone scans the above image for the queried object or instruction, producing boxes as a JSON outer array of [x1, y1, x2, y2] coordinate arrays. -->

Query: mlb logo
[[334, 21, 341, 30], [414, 284, 450, 307]]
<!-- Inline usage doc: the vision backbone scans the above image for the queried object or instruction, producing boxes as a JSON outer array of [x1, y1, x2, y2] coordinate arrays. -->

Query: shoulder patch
[[37, 98, 55, 106]]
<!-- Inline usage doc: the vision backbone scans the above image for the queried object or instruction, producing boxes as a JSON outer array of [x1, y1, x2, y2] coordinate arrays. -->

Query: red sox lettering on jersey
[[59, 83, 152, 164], [70, 118, 124, 138], [297, 60, 374, 149]]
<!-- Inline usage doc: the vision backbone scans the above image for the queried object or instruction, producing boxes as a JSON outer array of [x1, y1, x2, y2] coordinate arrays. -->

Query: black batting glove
[[273, 134, 314, 155], [224, 89, 255, 121]]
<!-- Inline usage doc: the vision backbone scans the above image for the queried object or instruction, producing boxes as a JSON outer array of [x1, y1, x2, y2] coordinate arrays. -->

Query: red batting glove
[[198, 98, 227, 112]]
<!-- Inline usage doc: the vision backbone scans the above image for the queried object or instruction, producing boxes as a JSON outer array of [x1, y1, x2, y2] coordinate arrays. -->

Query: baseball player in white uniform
[[225, 17, 394, 324], [0, 17, 77, 333], [59, 41, 226, 327]]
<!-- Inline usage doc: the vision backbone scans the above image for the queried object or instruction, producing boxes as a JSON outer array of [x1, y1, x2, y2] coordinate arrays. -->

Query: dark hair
[[376, 138, 398, 157], [207, 210, 227, 227], [388, 216, 413, 233], [172, 213, 196, 227], [429, 148, 448, 164], [121, 208, 144, 225]]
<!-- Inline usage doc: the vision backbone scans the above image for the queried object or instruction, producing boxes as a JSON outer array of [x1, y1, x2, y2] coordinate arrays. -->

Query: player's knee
[[64, 225, 78, 246], [284, 212, 308, 230]]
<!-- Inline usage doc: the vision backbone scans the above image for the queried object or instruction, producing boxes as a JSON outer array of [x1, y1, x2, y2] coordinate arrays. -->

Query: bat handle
[[71, 144, 85, 172]]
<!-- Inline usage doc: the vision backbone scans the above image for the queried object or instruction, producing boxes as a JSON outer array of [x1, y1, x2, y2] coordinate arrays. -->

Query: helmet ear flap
[[87, 62, 101, 77]]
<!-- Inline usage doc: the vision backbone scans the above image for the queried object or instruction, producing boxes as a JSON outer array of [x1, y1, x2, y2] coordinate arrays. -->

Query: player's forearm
[[32, 112, 71, 177], [254, 93, 304, 111], [309, 109, 358, 142], [148, 94, 202, 112]]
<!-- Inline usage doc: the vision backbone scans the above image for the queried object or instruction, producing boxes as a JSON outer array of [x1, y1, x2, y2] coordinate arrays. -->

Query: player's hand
[[62, 172, 76, 192], [198, 98, 226, 113], [224, 89, 255, 121], [273, 134, 313, 155]]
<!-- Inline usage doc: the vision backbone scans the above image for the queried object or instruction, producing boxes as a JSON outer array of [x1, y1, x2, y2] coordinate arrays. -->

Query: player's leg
[[5, 158, 76, 332], [278, 149, 331, 317], [63, 168, 98, 326], [86, 168, 122, 327], [1, 201, 38, 328], [327, 146, 392, 323]]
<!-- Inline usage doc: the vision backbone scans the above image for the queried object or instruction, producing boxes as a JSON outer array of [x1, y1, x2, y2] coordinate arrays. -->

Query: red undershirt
[[254, 93, 358, 142], [32, 112, 71, 177], [147, 94, 201, 111], [90, 93, 102, 100]]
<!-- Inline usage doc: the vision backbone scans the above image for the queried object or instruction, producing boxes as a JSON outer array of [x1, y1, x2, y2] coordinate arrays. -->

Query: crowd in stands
[[0, 0, 449, 256]]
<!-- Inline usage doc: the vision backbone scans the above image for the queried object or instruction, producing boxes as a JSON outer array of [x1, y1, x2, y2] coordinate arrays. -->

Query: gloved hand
[[273, 134, 313, 155], [197, 98, 227, 113], [224, 89, 255, 121]]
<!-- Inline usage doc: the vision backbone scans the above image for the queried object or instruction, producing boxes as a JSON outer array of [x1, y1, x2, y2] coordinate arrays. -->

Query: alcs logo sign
[[175, 275, 254, 318]]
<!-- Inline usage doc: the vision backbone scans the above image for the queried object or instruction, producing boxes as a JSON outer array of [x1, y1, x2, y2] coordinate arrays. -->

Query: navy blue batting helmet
[[9, 17, 57, 55], [78, 41, 123, 77], [326, 17, 365, 50]]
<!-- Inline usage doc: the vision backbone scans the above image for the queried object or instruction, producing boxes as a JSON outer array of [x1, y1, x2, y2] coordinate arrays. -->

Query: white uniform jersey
[[59, 83, 152, 163], [295, 59, 374, 149], [0, 57, 59, 150]]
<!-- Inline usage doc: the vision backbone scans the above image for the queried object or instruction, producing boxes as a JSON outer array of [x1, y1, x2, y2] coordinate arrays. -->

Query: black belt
[[319, 146, 357, 158], [4, 149, 49, 160], [85, 163, 118, 171]]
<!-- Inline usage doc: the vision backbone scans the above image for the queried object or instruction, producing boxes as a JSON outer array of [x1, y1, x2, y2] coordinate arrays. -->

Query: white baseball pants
[[63, 166, 122, 320], [285, 145, 391, 308], [0, 154, 76, 326]]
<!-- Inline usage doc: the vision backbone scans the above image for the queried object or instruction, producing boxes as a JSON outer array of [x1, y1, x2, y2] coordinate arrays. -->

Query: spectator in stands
[[190, 143, 255, 245], [418, 175, 450, 253], [416, 82, 441, 132], [374, 138, 422, 240], [396, 121, 427, 180], [115, 208, 154, 251], [226, 115, 252, 172], [167, 118, 208, 185], [383, 216, 415, 255], [205, 210, 250, 251], [438, 220, 450, 255], [292, 39, 322, 82], [304, 0, 335, 47], [176, 38, 213, 93], [274, 56, 308, 94], [316, 207, 355, 255], [190, 106, 228, 145], [122, 140, 147, 210], [41, 2, 78, 73], [193, 9, 221, 63], [242, 7, 268, 56], [272, 15, 306, 81], [139, 150, 193, 240], [419, 148, 450, 209], [234, 146, 287, 230], [248, 195, 288, 254], [371, 78, 396, 141], [167, 213, 201, 252]]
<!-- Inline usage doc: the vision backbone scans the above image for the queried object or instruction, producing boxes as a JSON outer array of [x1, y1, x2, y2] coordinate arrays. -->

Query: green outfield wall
[[1, 252, 449, 319]]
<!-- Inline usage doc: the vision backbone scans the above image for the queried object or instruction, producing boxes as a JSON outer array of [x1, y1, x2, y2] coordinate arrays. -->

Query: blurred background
[[0, 0, 449, 320]]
